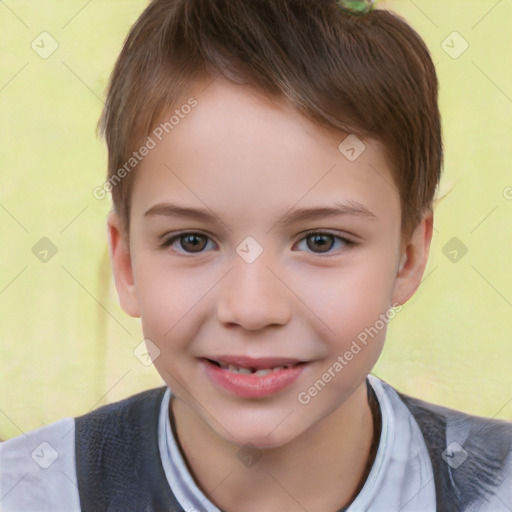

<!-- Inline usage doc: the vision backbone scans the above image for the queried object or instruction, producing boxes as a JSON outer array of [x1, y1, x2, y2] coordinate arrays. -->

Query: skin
[[108, 77, 433, 511]]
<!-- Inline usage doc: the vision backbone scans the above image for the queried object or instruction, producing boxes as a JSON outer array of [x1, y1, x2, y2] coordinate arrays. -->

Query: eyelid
[[292, 229, 356, 254], [160, 229, 214, 243], [159, 230, 218, 252], [295, 228, 357, 244]]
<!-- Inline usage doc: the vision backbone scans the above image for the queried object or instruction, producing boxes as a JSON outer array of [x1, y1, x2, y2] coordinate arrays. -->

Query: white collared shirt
[[157, 374, 436, 512]]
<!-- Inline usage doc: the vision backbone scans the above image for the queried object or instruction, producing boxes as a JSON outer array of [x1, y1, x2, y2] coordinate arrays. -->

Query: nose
[[216, 255, 292, 331]]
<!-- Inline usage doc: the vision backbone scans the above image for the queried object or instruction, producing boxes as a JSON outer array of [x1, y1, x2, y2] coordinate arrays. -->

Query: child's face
[[108, 78, 431, 448]]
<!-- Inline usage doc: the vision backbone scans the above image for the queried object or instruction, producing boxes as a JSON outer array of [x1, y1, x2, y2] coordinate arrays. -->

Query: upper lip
[[203, 355, 305, 369]]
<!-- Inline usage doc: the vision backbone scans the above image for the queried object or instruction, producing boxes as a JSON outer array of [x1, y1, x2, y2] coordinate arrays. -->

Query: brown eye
[[293, 231, 353, 255], [161, 232, 214, 254], [306, 233, 335, 253], [179, 233, 208, 252]]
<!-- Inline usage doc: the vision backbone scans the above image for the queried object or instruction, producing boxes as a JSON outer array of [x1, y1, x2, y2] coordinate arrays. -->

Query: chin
[[211, 412, 306, 450], [232, 431, 294, 450]]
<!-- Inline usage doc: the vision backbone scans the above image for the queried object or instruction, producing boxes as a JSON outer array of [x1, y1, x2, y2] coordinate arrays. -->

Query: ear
[[107, 210, 141, 318], [391, 211, 434, 306]]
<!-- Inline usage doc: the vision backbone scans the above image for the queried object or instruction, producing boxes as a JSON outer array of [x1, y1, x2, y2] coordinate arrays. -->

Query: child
[[1, 0, 511, 510]]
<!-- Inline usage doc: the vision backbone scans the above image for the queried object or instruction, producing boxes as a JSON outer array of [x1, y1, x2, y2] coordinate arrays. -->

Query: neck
[[171, 379, 378, 512]]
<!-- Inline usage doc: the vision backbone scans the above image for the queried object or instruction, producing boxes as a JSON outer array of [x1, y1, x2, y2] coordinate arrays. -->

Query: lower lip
[[201, 359, 308, 398]]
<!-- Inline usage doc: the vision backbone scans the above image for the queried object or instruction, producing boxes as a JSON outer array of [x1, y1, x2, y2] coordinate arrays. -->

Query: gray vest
[[74, 385, 512, 511]]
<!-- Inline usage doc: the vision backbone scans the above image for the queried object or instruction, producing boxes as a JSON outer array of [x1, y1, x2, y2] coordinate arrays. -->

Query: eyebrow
[[272, 201, 377, 229], [143, 200, 377, 228]]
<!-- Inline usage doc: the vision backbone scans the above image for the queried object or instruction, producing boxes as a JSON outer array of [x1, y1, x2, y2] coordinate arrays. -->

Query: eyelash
[[159, 230, 356, 256]]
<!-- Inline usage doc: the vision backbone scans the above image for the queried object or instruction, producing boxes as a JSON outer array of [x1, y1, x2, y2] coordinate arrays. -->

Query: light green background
[[1, 0, 511, 440]]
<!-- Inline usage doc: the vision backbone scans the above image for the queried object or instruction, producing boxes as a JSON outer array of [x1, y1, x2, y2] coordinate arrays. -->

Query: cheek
[[295, 253, 398, 343], [132, 254, 211, 345], [295, 266, 393, 415]]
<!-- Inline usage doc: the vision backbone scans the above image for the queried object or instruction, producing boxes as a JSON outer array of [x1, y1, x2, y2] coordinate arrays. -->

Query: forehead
[[130, 78, 400, 229]]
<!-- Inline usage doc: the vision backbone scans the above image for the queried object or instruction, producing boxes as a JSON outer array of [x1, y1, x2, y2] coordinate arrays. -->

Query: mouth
[[205, 357, 306, 375], [200, 356, 310, 398]]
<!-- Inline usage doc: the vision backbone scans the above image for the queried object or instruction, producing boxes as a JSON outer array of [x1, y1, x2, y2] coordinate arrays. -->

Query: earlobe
[[391, 212, 434, 306], [107, 210, 141, 318]]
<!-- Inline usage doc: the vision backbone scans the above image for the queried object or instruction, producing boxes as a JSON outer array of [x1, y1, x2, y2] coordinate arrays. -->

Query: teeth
[[254, 369, 272, 376], [214, 360, 297, 375]]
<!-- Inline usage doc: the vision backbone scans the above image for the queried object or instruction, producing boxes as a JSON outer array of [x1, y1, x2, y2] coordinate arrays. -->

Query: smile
[[200, 357, 309, 398], [207, 358, 303, 376]]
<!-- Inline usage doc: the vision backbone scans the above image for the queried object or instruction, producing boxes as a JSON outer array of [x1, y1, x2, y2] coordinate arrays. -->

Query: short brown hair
[[100, 0, 443, 237]]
